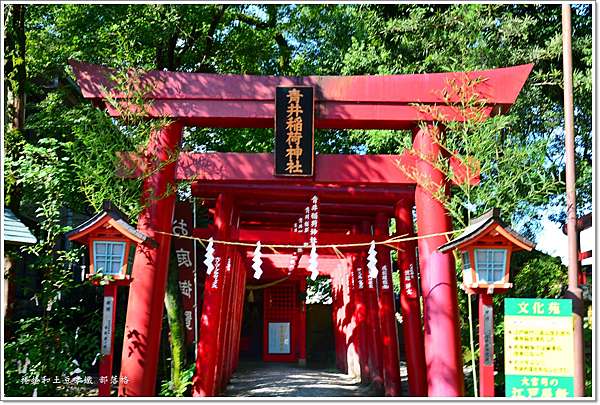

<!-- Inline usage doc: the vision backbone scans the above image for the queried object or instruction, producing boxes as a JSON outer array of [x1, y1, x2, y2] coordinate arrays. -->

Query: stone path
[[223, 362, 408, 397]]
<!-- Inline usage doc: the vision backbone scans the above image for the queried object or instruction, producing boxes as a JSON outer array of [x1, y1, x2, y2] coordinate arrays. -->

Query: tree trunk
[[164, 250, 187, 395], [5, 4, 26, 214]]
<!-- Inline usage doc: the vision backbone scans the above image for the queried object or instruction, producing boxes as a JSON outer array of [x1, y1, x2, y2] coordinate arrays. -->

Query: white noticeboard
[[101, 296, 114, 355], [268, 322, 290, 354]]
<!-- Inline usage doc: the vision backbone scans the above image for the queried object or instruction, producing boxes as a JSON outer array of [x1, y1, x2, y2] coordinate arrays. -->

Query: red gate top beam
[[70, 61, 532, 130], [118, 152, 477, 188]]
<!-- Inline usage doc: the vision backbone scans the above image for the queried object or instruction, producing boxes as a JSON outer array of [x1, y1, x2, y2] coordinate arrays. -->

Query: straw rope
[[154, 228, 463, 251]]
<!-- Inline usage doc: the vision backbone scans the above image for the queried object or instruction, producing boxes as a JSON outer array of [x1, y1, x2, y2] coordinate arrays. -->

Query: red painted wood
[[413, 125, 464, 396], [106, 102, 495, 129], [111, 103, 497, 128], [234, 228, 377, 248], [193, 183, 414, 204], [353, 250, 371, 383], [229, 248, 244, 381], [237, 201, 396, 216], [99, 283, 118, 397], [214, 198, 235, 394], [298, 278, 307, 365], [119, 152, 414, 184], [70, 61, 530, 104], [360, 221, 384, 391], [216, 253, 234, 392], [119, 152, 478, 187], [374, 213, 402, 396], [224, 242, 240, 388], [231, 249, 245, 373], [344, 257, 362, 378], [331, 267, 346, 372], [479, 293, 495, 397], [224, 244, 241, 383], [394, 202, 428, 397], [118, 121, 183, 397], [193, 194, 233, 396], [71, 61, 533, 128], [237, 211, 373, 225], [241, 252, 351, 279], [349, 251, 370, 384]]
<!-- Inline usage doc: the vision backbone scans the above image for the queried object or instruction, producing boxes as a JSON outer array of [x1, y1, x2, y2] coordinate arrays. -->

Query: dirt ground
[[223, 361, 410, 397]]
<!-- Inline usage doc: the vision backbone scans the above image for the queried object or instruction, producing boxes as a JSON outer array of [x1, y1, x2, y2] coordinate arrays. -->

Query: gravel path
[[223, 362, 408, 397]]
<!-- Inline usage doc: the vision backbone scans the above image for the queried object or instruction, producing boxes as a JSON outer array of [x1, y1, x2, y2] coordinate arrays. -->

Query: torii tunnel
[[71, 61, 532, 397]]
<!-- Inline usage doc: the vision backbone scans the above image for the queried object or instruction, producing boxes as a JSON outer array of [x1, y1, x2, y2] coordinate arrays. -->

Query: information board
[[268, 322, 291, 354], [504, 298, 574, 398]]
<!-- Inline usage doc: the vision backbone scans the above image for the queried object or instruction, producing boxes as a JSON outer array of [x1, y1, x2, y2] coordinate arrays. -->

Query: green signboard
[[504, 298, 574, 398]]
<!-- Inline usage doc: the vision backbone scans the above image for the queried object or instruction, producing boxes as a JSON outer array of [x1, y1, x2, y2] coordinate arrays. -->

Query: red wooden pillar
[[230, 251, 241, 377], [226, 251, 237, 380], [118, 121, 183, 397], [360, 221, 384, 390], [479, 293, 495, 397], [220, 208, 240, 392], [232, 249, 246, 373], [218, 253, 234, 392], [218, 205, 237, 393], [221, 210, 239, 391], [233, 249, 247, 372], [298, 277, 307, 366], [351, 251, 371, 383], [374, 213, 402, 396], [193, 193, 234, 397], [331, 266, 346, 372], [343, 257, 360, 378], [225, 246, 241, 383], [99, 283, 118, 396], [394, 201, 428, 397], [228, 235, 243, 380], [413, 124, 464, 396]]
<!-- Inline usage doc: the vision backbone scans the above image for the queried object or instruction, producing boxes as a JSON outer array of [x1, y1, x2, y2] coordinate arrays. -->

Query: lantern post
[[66, 201, 154, 396], [438, 208, 534, 397]]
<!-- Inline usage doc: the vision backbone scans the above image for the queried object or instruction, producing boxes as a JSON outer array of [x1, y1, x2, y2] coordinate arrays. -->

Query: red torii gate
[[71, 61, 532, 397]]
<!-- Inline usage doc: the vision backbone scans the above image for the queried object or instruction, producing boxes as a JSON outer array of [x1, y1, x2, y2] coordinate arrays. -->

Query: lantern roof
[[438, 208, 535, 253], [66, 201, 154, 246]]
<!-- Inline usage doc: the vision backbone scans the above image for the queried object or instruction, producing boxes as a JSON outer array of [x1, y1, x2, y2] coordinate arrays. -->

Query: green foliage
[[306, 275, 332, 304], [509, 251, 568, 298], [87, 272, 115, 286], [159, 364, 195, 397], [4, 301, 102, 397]]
